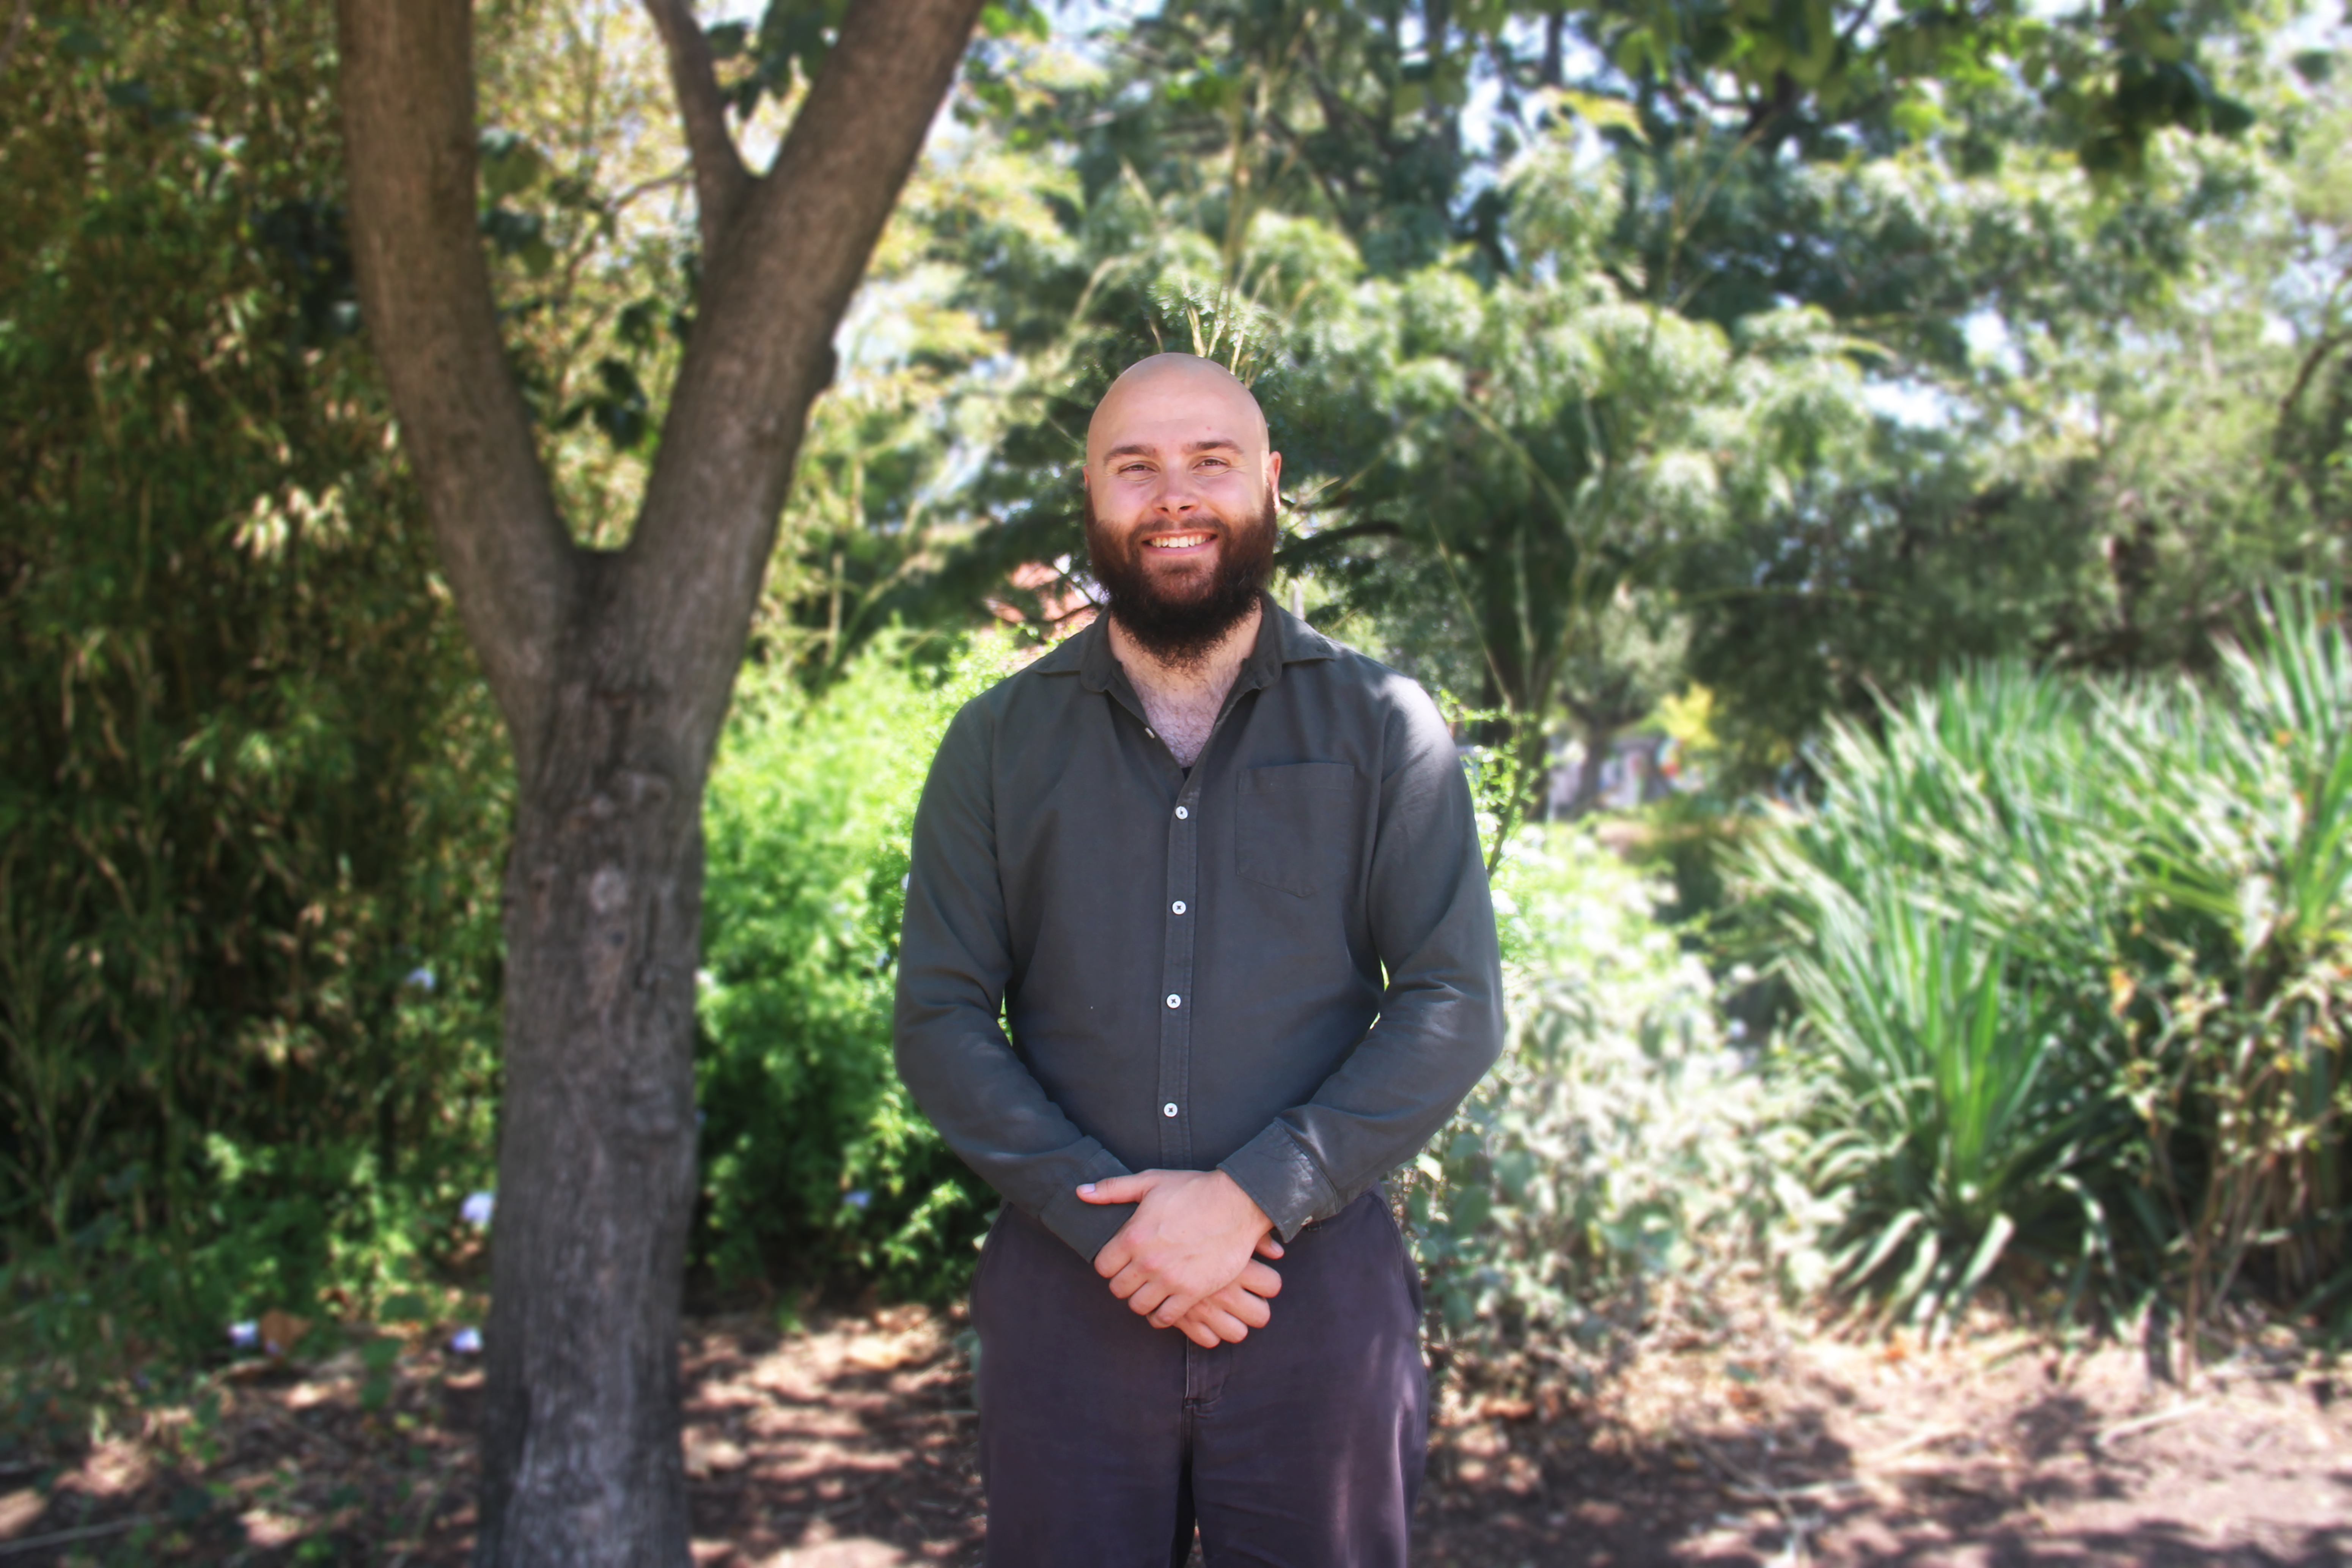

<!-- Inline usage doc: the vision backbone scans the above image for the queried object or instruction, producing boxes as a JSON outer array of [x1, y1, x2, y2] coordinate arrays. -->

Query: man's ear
[[1264, 450, 1283, 506]]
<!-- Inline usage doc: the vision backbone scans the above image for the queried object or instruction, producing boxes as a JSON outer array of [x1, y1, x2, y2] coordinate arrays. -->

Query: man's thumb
[[1077, 1174, 1153, 1204]]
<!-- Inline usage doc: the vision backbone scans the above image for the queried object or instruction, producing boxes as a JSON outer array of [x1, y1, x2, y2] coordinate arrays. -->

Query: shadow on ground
[[1, 1310, 2343, 1565], [1417, 1361, 2352, 1567]]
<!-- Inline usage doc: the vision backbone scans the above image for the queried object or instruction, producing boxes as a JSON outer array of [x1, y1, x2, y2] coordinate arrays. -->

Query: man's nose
[[1151, 470, 1202, 515]]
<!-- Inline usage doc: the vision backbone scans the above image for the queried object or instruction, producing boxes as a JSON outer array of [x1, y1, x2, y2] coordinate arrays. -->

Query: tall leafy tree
[[1675, 53, 2352, 778], [901, 4, 1887, 805], [332, 0, 986, 1556]]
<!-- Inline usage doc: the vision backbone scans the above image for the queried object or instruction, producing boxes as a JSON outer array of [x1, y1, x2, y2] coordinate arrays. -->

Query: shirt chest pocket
[[1235, 763, 1360, 899]]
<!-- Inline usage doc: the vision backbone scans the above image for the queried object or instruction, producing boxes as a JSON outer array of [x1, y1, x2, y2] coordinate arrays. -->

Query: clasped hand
[[1078, 1169, 1282, 1349]]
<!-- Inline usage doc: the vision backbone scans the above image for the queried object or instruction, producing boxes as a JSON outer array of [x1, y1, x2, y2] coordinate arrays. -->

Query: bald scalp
[[1085, 352, 1270, 464]]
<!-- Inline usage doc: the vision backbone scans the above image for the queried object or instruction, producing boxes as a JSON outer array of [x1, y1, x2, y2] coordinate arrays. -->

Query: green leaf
[[1536, 88, 1648, 145], [477, 129, 548, 202], [1950, 1210, 2016, 1310]]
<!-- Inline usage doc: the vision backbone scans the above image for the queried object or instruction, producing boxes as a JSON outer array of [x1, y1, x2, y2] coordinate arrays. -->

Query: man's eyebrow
[[1102, 438, 1246, 460]]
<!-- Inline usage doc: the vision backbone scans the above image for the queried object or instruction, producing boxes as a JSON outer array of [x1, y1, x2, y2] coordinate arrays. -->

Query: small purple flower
[[403, 966, 435, 992], [229, 1320, 259, 1350], [843, 1189, 872, 1211], [460, 1191, 495, 1228], [449, 1326, 483, 1355]]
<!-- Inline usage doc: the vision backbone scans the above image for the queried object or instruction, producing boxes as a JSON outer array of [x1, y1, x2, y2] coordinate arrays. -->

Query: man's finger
[[1253, 1234, 1284, 1260], [1177, 1316, 1223, 1349], [1147, 1288, 1202, 1329], [1129, 1279, 1175, 1320], [1077, 1173, 1160, 1205], [1207, 1283, 1270, 1329], [1183, 1304, 1252, 1343], [1104, 1261, 1149, 1300], [1237, 1259, 1282, 1299]]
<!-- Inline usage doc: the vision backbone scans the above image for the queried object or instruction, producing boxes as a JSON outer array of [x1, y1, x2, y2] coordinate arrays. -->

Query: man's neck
[[1107, 599, 1264, 765]]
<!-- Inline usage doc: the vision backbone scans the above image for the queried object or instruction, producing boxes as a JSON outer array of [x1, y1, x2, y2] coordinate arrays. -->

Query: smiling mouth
[[1143, 532, 1216, 550]]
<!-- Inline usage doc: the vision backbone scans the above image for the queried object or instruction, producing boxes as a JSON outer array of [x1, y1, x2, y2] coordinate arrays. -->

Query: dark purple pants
[[972, 1189, 1428, 1567]]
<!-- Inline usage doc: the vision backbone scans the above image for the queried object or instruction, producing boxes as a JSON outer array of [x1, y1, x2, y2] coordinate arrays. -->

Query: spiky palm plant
[[1742, 591, 2350, 1344]]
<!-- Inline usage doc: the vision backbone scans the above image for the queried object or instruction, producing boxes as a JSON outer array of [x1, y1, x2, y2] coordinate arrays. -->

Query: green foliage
[[1, 0, 506, 1392], [1738, 594, 2352, 1343], [923, 13, 2348, 797], [1531, 0, 2264, 176], [695, 638, 1019, 1301], [1675, 89, 2352, 783], [2, 0, 2342, 1426], [1400, 829, 1824, 1387], [2104, 592, 2352, 1340], [922, 38, 1880, 793], [1774, 871, 2130, 1333]]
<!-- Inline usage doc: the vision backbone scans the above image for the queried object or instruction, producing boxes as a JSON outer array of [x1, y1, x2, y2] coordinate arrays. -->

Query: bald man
[[894, 354, 1504, 1565]]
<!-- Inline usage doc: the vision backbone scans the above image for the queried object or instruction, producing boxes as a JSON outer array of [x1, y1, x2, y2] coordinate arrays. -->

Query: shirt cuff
[[1219, 1122, 1340, 1242], [1033, 1149, 1137, 1263]]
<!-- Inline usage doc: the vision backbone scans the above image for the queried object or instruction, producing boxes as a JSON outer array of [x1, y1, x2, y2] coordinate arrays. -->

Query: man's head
[[1083, 353, 1281, 668]]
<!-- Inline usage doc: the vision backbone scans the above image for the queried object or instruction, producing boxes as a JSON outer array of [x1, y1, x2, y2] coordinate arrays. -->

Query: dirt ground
[[2, 1303, 2346, 1566]]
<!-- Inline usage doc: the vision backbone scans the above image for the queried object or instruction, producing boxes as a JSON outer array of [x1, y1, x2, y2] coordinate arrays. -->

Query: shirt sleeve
[[892, 699, 1138, 1263], [1217, 676, 1506, 1240]]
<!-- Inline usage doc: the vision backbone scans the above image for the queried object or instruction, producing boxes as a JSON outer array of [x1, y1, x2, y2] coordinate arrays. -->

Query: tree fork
[[336, 0, 988, 1559]]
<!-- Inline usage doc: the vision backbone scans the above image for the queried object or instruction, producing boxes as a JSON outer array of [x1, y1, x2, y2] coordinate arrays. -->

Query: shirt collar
[[1051, 593, 1341, 694]]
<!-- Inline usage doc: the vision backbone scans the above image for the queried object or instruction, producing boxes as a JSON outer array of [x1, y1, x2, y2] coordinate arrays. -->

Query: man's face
[[1083, 359, 1282, 666]]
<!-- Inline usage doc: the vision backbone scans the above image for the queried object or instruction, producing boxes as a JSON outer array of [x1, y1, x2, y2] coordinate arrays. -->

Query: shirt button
[[1146, 728, 1156, 738], [1165, 992, 1181, 1008], [1174, 805, 1189, 820], [1162, 1102, 1179, 1118], [1171, 900, 1186, 915]]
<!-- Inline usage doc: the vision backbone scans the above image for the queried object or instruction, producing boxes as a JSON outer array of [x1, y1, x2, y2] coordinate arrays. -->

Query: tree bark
[[335, 0, 987, 1560]]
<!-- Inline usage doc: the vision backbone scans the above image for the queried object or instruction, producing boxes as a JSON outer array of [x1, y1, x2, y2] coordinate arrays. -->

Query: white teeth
[[1145, 534, 1212, 549]]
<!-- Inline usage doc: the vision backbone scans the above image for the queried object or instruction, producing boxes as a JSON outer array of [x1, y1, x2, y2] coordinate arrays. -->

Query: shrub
[[2, 0, 507, 1403], [2104, 594, 2352, 1337], [695, 637, 1017, 1302], [1737, 592, 2351, 1346], [1769, 867, 2133, 1331], [1402, 827, 1820, 1390]]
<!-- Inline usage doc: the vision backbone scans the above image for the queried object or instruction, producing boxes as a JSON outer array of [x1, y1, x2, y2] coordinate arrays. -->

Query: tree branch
[[1835, 0, 1880, 57], [621, 0, 989, 763], [640, 0, 752, 253], [336, 0, 578, 782], [1274, 519, 1405, 567], [2277, 326, 2350, 434]]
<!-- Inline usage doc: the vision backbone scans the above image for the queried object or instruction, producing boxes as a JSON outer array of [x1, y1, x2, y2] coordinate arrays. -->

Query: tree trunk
[[471, 566, 713, 1564], [334, 0, 988, 1558]]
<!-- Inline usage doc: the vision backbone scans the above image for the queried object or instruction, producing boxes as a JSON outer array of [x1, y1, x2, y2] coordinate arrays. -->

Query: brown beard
[[1083, 489, 1279, 670]]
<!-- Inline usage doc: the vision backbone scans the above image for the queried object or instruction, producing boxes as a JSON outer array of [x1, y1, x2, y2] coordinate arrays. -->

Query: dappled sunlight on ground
[[674, 1307, 983, 1565], [1421, 1315, 2352, 1566], [1, 1305, 2344, 1563]]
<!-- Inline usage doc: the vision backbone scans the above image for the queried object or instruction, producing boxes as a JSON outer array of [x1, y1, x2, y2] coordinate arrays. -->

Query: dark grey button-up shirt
[[892, 596, 1505, 1263]]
